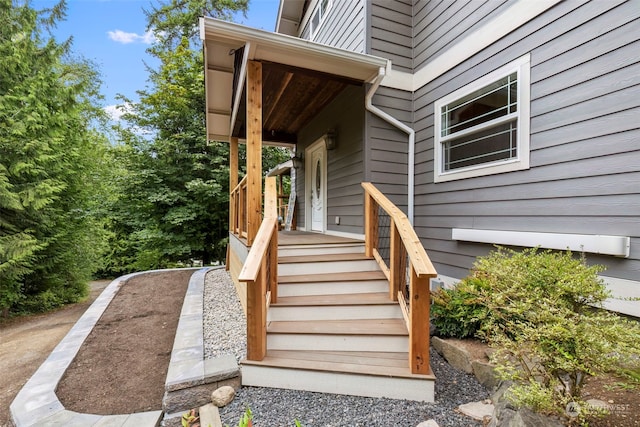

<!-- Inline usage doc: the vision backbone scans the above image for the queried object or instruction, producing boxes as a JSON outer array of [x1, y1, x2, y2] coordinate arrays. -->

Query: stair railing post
[[269, 219, 278, 303], [389, 220, 401, 301], [364, 191, 374, 258], [409, 264, 431, 375]]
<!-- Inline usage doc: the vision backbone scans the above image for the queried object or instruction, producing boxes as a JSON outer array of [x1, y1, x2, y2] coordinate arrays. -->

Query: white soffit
[[452, 229, 631, 258], [200, 17, 388, 142]]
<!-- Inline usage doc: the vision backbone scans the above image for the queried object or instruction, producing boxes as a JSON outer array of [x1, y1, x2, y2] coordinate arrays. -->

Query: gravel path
[[203, 269, 488, 427]]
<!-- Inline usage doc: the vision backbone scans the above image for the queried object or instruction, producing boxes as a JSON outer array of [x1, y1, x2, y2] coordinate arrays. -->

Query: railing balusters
[[362, 182, 437, 375]]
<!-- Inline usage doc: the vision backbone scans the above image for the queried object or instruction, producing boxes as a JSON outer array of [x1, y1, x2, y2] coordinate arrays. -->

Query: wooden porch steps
[[240, 238, 435, 402]]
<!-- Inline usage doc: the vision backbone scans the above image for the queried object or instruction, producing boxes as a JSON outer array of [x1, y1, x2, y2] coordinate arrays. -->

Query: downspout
[[365, 67, 415, 225]]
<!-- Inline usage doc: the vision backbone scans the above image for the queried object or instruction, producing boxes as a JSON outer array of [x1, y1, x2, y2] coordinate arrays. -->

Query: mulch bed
[[57, 269, 194, 415]]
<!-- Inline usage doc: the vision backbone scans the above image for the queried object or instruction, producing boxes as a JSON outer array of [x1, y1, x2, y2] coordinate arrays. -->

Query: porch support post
[[246, 60, 263, 245]]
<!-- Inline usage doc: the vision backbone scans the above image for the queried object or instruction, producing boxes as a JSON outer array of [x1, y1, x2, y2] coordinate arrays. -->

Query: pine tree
[[0, 0, 108, 314]]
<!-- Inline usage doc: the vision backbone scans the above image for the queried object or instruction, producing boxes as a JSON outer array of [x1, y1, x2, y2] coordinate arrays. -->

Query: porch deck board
[[278, 231, 363, 246]]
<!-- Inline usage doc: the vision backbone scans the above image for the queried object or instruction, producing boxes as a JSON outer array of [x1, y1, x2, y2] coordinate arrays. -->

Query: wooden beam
[[246, 60, 263, 245]]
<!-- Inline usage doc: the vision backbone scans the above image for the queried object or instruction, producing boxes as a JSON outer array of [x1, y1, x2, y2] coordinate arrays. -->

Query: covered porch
[[200, 17, 438, 401]]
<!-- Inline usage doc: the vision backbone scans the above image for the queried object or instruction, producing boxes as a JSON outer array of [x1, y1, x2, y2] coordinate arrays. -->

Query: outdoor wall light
[[325, 130, 337, 150], [291, 154, 303, 169]]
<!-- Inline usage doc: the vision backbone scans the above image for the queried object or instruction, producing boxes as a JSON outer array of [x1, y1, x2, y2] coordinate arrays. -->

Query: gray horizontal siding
[[413, 0, 509, 68], [312, 0, 365, 53], [297, 85, 366, 234], [368, 0, 413, 72], [412, 0, 640, 282]]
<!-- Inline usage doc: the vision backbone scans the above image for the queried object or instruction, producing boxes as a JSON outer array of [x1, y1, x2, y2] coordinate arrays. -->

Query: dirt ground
[[56, 269, 193, 415], [0, 280, 110, 427]]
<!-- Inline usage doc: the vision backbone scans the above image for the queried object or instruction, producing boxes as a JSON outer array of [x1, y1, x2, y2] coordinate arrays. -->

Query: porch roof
[[199, 17, 389, 145]]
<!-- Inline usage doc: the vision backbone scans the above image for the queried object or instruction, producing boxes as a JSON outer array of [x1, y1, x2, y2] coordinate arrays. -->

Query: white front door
[[306, 140, 326, 232]]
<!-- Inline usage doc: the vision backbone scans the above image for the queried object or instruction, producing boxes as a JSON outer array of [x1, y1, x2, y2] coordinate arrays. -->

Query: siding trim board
[[452, 229, 631, 258]]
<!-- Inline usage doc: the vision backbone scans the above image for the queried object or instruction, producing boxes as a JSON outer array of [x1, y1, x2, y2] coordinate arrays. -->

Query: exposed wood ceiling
[[232, 62, 361, 145]]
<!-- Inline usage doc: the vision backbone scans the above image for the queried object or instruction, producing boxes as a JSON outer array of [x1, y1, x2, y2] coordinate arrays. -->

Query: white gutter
[[365, 67, 415, 225]]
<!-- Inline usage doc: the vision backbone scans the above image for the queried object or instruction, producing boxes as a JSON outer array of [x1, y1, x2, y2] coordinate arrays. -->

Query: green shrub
[[431, 276, 490, 338], [432, 247, 640, 423]]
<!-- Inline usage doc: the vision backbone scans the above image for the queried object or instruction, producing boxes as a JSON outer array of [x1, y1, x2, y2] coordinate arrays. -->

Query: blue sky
[[34, 0, 280, 120]]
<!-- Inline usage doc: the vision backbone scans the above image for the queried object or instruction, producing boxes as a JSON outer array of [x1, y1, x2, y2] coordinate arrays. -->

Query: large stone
[[431, 336, 473, 373], [416, 420, 439, 427], [472, 359, 500, 390], [458, 401, 494, 421], [211, 385, 236, 407], [488, 382, 564, 427]]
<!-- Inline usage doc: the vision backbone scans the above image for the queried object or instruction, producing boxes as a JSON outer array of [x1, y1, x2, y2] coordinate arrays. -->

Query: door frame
[[305, 136, 328, 233]]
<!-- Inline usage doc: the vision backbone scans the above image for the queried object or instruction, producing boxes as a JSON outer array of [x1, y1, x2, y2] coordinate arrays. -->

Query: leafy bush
[[432, 247, 640, 423], [431, 276, 490, 338]]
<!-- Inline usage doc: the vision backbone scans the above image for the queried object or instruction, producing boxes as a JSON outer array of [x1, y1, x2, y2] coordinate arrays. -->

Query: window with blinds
[[434, 55, 531, 182]]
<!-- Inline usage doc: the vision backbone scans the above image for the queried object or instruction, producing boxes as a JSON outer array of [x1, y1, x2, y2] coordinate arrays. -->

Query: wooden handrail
[[362, 182, 436, 277], [238, 177, 278, 361], [231, 174, 248, 196], [362, 182, 436, 375]]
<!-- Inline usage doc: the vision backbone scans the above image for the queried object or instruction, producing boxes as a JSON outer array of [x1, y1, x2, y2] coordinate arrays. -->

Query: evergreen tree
[[0, 0, 108, 314], [102, 0, 288, 273]]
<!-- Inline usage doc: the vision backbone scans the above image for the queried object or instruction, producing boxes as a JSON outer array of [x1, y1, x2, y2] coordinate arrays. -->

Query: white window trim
[[434, 54, 531, 183]]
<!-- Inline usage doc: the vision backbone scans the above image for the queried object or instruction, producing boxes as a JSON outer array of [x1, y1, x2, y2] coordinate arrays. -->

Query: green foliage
[[0, 0, 109, 315], [431, 276, 490, 338], [100, 0, 289, 276], [431, 247, 640, 422]]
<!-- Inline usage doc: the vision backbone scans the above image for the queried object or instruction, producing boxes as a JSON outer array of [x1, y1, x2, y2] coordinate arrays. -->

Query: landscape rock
[[431, 337, 473, 373], [472, 359, 500, 390], [458, 400, 494, 421], [489, 382, 563, 427], [211, 385, 236, 407], [416, 420, 439, 427]]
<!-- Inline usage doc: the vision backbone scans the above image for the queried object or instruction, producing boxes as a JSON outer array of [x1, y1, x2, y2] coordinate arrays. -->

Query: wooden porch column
[[246, 61, 263, 246]]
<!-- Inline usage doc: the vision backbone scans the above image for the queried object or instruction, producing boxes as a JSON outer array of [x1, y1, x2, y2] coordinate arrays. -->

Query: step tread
[[272, 292, 395, 307], [279, 271, 387, 284], [267, 318, 408, 335], [279, 253, 372, 264], [241, 350, 434, 379]]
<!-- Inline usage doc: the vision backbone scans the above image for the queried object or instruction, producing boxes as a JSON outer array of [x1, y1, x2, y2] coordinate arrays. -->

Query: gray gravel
[[203, 269, 488, 427], [203, 268, 246, 362]]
